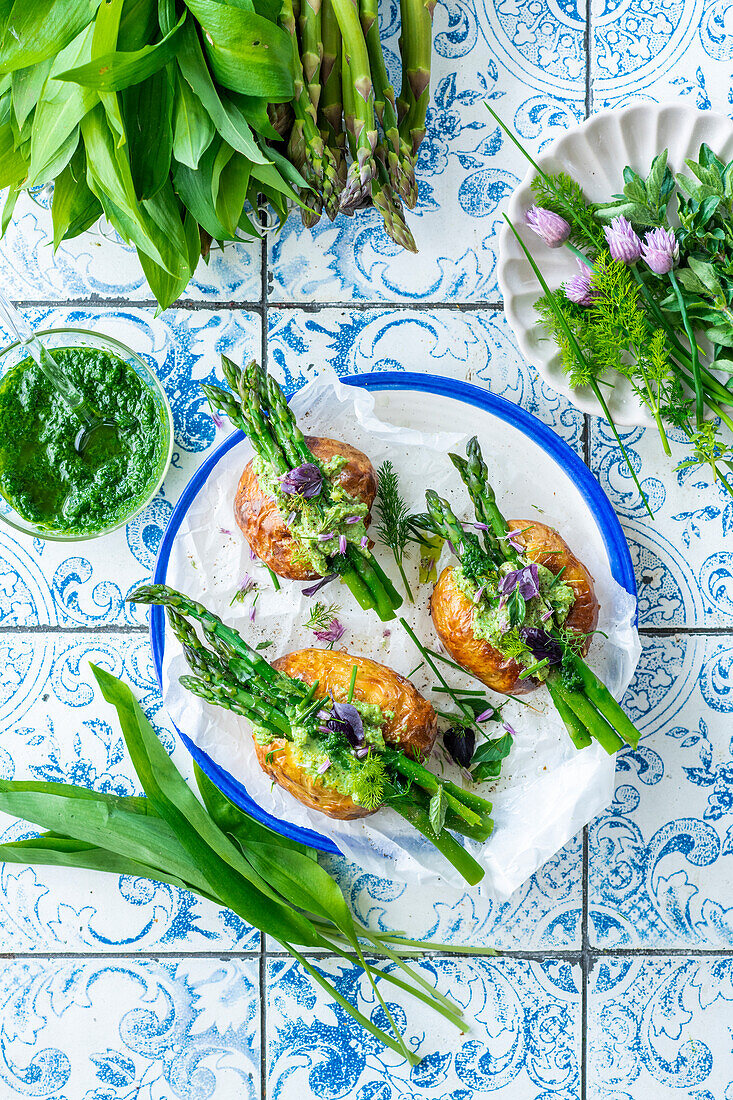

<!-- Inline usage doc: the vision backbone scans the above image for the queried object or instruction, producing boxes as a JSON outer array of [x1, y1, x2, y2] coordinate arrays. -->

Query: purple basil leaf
[[302, 574, 336, 597], [520, 627, 563, 666], [443, 727, 475, 769], [325, 700, 364, 746], [279, 463, 323, 498]]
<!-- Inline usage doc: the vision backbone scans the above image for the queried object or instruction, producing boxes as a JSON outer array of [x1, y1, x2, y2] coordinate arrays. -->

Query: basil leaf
[[428, 787, 447, 836], [0, 0, 102, 74], [58, 10, 186, 90], [172, 69, 214, 169], [186, 0, 293, 101]]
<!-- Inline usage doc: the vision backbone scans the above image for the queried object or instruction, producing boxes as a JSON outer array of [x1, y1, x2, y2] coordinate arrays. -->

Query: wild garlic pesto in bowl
[[0, 329, 173, 540]]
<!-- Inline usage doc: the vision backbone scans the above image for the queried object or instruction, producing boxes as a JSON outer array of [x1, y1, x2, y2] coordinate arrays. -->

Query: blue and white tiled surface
[[2, 2, 733, 1096]]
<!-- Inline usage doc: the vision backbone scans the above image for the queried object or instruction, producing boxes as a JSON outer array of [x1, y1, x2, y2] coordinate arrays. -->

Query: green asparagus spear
[[331, 0, 379, 212]]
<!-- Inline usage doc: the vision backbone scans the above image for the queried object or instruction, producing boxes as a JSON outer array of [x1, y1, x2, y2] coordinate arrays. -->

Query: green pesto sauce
[[255, 699, 392, 805], [253, 453, 368, 574], [0, 348, 168, 535], [457, 563, 576, 679]]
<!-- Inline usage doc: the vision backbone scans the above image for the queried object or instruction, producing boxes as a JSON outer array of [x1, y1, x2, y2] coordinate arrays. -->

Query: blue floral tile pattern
[[267, 956, 581, 1099], [591, 634, 733, 948], [0, 958, 260, 1099], [588, 957, 733, 1098]]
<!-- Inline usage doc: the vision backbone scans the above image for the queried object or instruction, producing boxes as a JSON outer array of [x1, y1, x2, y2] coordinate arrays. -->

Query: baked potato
[[431, 519, 599, 696], [234, 436, 377, 580], [252, 648, 438, 819]]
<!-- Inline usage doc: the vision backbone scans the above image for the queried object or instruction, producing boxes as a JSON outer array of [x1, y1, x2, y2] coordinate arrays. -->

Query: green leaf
[[688, 257, 724, 299], [645, 149, 673, 214], [176, 17, 268, 163], [51, 141, 102, 245], [212, 143, 251, 237], [91, 663, 324, 947], [229, 91, 280, 140], [27, 22, 97, 185], [428, 787, 447, 836], [0, 838, 193, 890], [172, 70, 214, 169], [194, 762, 314, 858], [58, 10, 185, 89], [0, 118, 28, 188], [122, 64, 173, 199], [185, 0, 293, 101], [0, 0, 102, 74], [706, 326, 733, 349], [172, 139, 239, 240], [118, 0, 157, 49], [11, 58, 52, 129]]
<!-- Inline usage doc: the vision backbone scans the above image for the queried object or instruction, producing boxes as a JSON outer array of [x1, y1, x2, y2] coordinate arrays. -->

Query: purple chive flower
[[249, 604, 257, 622], [500, 531, 525, 554], [212, 410, 225, 430], [279, 463, 323, 498], [473, 586, 485, 604], [353, 745, 371, 760], [447, 540, 457, 556], [360, 535, 369, 550], [286, 511, 297, 526], [498, 563, 540, 602], [314, 617, 345, 645], [302, 573, 336, 597], [476, 708, 496, 723], [503, 723, 517, 739], [318, 532, 335, 543], [603, 216, 642, 264], [338, 534, 347, 555], [526, 205, 571, 248], [324, 700, 364, 747], [220, 527, 232, 536], [520, 626, 563, 666], [474, 522, 490, 531], [345, 515, 361, 524], [564, 259, 597, 307], [541, 608, 554, 622], [249, 546, 258, 561], [316, 759, 331, 775], [641, 227, 679, 275]]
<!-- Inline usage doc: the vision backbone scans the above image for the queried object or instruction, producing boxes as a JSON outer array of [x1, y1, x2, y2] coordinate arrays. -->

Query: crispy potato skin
[[251, 649, 438, 820], [430, 520, 599, 696], [234, 436, 377, 580]]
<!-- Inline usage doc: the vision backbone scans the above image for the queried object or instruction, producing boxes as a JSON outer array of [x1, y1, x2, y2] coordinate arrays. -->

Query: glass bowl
[[0, 327, 174, 542]]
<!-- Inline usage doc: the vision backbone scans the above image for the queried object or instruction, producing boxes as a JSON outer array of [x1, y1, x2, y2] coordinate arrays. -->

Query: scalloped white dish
[[498, 103, 733, 426]]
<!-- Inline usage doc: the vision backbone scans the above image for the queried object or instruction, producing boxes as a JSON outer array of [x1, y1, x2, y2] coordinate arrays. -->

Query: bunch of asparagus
[[131, 583, 494, 884], [203, 356, 403, 622], [414, 438, 641, 755], [281, 0, 430, 249]]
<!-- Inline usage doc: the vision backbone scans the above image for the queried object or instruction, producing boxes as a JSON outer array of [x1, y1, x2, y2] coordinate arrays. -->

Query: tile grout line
[[582, 0, 592, 1080], [9, 297, 507, 313], [4, 946, 733, 961]]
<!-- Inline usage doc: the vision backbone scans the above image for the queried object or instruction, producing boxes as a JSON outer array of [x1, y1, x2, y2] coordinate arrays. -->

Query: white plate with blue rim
[[498, 103, 733, 426], [148, 370, 638, 893]]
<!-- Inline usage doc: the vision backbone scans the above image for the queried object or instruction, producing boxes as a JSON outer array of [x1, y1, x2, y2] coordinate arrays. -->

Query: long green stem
[[552, 680, 624, 754], [547, 679, 592, 749], [388, 796, 484, 884], [670, 269, 703, 428]]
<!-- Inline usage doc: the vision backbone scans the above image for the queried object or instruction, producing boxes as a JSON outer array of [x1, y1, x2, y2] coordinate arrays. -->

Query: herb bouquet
[[495, 108, 733, 512]]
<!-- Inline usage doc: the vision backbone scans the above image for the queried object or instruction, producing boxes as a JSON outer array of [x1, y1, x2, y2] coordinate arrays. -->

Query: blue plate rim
[[150, 370, 636, 855]]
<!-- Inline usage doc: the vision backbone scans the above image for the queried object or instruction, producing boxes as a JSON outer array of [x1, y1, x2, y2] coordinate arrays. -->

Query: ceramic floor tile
[[268, 0, 586, 304], [0, 191, 262, 304], [0, 306, 260, 628], [0, 630, 257, 952], [266, 955, 582, 1099], [0, 957, 261, 1100], [591, 0, 733, 113], [588, 414, 732, 627], [587, 956, 733, 1099], [590, 632, 733, 948], [322, 833, 582, 950], [267, 307, 585, 449]]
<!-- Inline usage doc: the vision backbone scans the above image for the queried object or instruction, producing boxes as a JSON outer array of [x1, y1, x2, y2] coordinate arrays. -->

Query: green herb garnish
[[375, 460, 414, 602]]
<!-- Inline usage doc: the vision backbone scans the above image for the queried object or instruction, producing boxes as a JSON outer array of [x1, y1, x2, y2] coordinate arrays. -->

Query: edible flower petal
[[525, 206, 571, 248], [316, 758, 331, 775], [302, 574, 336, 597], [338, 534, 347, 555], [278, 463, 323, 498], [564, 259, 597, 307], [498, 563, 540, 601], [313, 618, 345, 645], [603, 216, 642, 264], [641, 227, 679, 275]]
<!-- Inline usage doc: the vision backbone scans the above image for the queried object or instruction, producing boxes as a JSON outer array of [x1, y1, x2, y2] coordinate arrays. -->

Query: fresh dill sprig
[[304, 601, 342, 632], [351, 754, 388, 810], [375, 460, 414, 602]]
